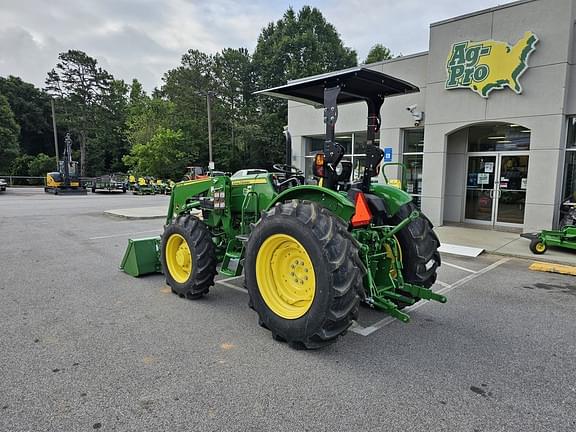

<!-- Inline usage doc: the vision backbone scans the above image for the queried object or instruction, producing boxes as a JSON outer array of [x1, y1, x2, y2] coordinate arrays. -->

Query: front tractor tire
[[161, 214, 217, 299], [245, 200, 364, 349]]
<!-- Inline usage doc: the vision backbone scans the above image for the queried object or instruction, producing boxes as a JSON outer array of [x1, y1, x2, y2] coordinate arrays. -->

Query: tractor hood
[[255, 67, 419, 108]]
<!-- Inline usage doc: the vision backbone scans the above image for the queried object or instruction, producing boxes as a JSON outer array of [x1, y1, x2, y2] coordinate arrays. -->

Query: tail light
[[313, 153, 325, 177]]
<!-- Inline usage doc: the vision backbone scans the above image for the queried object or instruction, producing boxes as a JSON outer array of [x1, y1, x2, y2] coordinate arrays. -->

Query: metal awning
[[254, 67, 419, 108]]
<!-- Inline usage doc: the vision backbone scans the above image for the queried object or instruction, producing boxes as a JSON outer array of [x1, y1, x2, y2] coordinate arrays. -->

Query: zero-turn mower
[[121, 67, 445, 349]]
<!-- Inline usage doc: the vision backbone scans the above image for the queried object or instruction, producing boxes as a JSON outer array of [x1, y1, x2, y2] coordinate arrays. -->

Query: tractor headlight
[[214, 190, 226, 209]]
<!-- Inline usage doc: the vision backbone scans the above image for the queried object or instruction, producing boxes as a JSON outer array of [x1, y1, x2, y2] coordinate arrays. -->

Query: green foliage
[[9, 154, 34, 176], [4, 6, 368, 178], [0, 94, 20, 173], [252, 6, 357, 166], [45, 50, 125, 176], [0, 76, 54, 156], [28, 153, 56, 176], [363, 44, 393, 64], [123, 127, 188, 179]]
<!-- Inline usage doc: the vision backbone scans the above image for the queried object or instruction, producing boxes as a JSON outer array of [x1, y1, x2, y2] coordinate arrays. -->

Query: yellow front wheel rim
[[535, 242, 546, 253], [256, 234, 316, 319], [166, 233, 193, 283]]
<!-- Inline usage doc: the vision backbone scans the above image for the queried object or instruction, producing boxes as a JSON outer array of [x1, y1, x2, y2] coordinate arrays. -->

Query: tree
[[0, 94, 20, 173], [91, 79, 130, 174], [161, 49, 214, 168], [45, 50, 114, 175], [123, 127, 188, 179], [0, 76, 55, 156], [28, 153, 56, 176], [211, 48, 256, 172], [9, 154, 34, 176], [252, 6, 357, 166], [363, 44, 393, 64]]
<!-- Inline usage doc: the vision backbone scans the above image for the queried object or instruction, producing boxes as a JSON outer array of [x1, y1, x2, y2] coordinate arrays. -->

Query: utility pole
[[206, 93, 214, 171], [50, 99, 59, 169]]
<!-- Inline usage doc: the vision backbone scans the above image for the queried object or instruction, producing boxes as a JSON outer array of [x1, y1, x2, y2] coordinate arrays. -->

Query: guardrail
[[0, 175, 95, 187]]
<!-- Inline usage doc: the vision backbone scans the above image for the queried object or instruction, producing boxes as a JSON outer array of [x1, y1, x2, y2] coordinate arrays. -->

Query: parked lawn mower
[[522, 227, 576, 254], [132, 177, 155, 195], [121, 67, 444, 349], [559, 198, 576, 228]]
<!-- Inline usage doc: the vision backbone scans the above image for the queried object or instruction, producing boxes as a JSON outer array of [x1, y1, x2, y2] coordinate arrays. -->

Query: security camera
[[405, 104, 424, 126]]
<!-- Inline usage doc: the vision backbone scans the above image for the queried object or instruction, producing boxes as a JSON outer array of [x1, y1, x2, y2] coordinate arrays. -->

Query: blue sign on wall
[[384, 147, 393, 162]]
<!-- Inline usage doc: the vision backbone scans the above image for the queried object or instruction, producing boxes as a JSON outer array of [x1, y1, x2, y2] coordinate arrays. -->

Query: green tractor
[[121, 67, 444, 349]]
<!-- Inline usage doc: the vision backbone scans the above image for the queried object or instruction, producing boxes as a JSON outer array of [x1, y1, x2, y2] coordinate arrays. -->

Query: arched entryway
[[444, 122, 531, 228]]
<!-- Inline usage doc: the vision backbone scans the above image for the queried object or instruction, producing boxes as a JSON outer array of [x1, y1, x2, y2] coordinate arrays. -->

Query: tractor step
[[220, 239, 245, 277]]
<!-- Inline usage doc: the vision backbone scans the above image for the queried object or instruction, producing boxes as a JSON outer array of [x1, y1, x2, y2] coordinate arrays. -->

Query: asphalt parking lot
[[1, 188, 575, 432]]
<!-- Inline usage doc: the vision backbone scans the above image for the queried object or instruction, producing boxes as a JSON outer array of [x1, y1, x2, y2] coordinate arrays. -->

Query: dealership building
[[287, 0, 576, 232]]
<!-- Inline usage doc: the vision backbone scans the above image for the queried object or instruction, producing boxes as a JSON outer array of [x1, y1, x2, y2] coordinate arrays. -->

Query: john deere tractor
[[121, 67, 444, 349]]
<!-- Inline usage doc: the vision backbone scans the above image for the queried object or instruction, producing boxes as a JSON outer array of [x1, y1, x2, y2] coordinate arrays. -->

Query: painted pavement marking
[[350, 258, 511, 337]]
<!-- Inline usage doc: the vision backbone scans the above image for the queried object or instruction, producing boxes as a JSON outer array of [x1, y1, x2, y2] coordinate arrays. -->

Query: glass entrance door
[[496, 155, 529, 225], [465, 156, 497, 223], [465, 154, 529, 227]]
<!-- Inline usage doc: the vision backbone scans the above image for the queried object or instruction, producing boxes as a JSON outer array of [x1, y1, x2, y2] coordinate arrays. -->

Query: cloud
[[0, 0, 503, 92]]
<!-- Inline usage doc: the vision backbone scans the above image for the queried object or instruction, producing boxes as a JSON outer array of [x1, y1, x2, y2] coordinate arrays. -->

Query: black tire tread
[[389, 202, 441, 288], [161, 214, 217, 299], [246, 200, 364, 349]]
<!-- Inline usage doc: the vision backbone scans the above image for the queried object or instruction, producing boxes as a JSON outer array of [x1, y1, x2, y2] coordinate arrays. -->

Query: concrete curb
[[103, 207, 202, 220], [480, 250, 576, 267], [103, 211, 165, 220], [103, 206, 168, 220]]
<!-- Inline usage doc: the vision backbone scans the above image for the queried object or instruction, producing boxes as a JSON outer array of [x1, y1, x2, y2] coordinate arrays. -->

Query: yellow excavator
[[45, 133, 87, 195]]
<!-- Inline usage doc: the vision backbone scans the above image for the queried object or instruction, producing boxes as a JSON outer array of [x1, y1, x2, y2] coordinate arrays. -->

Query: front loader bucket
[[120, 236, 162, 277]]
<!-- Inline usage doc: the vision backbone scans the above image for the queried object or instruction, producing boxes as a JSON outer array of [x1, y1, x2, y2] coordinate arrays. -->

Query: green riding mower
[[121, 67, 445, 349]]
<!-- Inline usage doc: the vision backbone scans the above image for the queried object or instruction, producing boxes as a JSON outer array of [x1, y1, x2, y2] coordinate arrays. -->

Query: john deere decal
[[445, 31, 539, 98]]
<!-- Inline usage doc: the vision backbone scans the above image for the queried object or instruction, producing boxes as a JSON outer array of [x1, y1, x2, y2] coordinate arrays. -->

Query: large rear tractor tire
[[245, 200, 364, 349], [161, 214, 217, 299], [382, 202, 441, 308]]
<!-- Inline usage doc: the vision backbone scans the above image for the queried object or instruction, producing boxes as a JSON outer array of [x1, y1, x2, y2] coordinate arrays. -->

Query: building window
[[304, 131, 373, 182], [468, 123, 530, 152], [563, 117, 576, 203], [402, 128, 424, 208]]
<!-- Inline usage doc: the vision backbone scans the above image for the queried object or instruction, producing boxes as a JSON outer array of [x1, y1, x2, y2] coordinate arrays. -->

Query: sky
[[0, 0, 504, 92]]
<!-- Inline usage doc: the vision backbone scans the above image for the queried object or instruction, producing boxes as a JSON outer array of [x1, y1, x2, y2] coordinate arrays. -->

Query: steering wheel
[[273, 164, 303, 175]]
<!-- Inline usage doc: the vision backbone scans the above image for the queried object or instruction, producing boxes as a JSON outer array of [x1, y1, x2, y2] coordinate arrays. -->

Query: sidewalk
[[435, 225, 576, 266]]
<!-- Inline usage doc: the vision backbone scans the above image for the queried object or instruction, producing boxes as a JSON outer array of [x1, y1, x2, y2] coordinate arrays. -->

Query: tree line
[[0, 6, 392, 179]]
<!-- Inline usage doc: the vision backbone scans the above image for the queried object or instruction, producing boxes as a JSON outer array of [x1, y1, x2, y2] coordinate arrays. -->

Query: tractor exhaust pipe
[[283, 126, 292, 167]]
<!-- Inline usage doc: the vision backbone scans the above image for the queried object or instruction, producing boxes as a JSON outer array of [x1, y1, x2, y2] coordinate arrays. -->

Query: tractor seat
[[273, 176, 304, 193]]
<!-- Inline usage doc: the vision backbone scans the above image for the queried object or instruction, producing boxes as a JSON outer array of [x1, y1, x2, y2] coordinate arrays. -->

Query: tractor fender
[[369, 183, 413, 217], [266, 185, 356, 221]]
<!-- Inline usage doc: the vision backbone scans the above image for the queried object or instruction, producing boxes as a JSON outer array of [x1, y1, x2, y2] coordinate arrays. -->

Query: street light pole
[[206, 93, 214, 171], [50, 99, 59, 170]]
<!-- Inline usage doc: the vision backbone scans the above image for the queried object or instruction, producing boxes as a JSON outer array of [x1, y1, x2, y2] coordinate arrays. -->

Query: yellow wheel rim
[[255, 234, 316, 320], [535, 242, 546, 253], [165, 233, 192, 283]]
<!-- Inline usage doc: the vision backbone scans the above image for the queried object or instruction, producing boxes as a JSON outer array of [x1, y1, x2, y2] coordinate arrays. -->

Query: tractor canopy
[[254, 66, 419, 108], [256, 67, 419, 192]]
